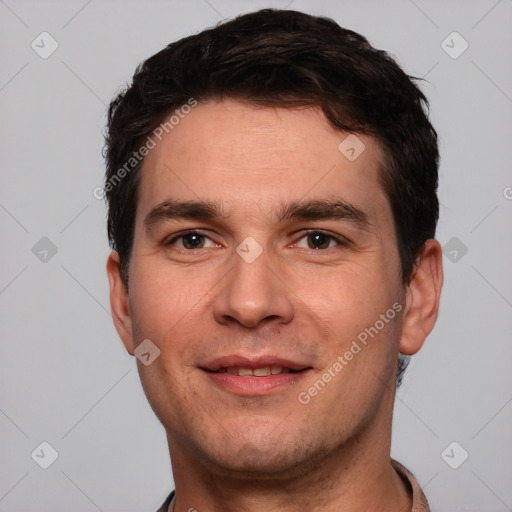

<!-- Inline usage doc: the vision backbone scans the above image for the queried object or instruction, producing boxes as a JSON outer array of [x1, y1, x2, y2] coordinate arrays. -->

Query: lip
[[201, 354, 313, 396], [202, 354, 309, 372]]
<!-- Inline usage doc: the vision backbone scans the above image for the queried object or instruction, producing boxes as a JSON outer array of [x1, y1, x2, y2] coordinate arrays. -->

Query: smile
[[206, 366, 304, 376]]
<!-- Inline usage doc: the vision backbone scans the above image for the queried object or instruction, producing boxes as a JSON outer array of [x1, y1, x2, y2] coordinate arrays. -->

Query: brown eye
[[166, 231, 214, 250], [307, 233, 332, 250], [181, 233, 205, 249], [294, 231, 347, 251]]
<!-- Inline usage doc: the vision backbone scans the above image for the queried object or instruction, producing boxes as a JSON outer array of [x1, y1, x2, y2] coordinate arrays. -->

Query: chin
[[195, 431, 325, 481], [209, 450, 305, 479]]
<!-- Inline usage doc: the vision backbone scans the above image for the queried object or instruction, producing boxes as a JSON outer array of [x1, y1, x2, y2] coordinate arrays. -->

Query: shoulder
[[391, 459, 431, 512]]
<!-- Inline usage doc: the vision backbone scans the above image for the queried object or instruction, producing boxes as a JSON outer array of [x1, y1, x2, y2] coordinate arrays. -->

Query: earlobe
[[399, 239, 444, 355], [106, 251, 135, 355]]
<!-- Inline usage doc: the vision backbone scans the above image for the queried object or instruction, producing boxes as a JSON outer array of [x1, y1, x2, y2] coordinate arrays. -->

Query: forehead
[[136, 99, 391, 231]]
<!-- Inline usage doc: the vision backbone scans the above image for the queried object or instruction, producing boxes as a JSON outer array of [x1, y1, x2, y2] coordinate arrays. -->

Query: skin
[[107, 99, 443, 512]]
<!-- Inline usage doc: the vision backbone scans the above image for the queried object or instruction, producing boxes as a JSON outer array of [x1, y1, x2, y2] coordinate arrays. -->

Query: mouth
[[201, 357, 313, 395], [204, 366, 308, 376]]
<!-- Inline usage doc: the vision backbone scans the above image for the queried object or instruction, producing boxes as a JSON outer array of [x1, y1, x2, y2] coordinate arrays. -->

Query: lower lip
[[202, 369, 312, 396]]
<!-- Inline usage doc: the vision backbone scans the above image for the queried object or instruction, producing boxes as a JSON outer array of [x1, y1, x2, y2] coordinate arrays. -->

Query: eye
[[293, 230, 348, 251], [165, 231, 218, 250]]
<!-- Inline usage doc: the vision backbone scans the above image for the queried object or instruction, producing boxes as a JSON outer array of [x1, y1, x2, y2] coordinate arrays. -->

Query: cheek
[[296, 264, 403, 391], [128, 258, 219, 348], [298, 263, 397, 334]]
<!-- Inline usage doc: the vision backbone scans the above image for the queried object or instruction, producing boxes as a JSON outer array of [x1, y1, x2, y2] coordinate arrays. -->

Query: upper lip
[[202, 354, 311, 371]]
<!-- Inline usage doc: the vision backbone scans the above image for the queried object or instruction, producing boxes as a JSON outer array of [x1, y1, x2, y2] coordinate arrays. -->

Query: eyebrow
[[144, 198, 372, 234], [279, 199, 372, 231]]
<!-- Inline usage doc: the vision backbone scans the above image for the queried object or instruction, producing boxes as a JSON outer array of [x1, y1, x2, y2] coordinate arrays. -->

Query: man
[[104, 9, 443, 512]]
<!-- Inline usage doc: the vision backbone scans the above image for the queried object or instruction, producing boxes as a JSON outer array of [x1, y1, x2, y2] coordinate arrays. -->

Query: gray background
[[1, 0, 511, 511]]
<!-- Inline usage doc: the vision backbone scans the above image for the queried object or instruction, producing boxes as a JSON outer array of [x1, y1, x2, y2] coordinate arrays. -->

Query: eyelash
[[165, 229, 349, 252]]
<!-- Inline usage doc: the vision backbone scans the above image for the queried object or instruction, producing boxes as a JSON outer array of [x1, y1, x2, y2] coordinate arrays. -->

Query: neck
[[166, 400, 412, 512]]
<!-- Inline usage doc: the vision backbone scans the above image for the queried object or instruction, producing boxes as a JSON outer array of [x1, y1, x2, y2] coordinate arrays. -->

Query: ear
[[399, 239, 444, 355], [106, 251, 135, 355]]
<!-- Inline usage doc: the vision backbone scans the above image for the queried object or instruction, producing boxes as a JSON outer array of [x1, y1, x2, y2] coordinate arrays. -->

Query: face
[[108, 99, 440, 477]]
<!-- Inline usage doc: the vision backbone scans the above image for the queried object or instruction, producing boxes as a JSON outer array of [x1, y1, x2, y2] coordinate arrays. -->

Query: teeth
[[219, 366, 289, 376], [253, 367, 271, 376]]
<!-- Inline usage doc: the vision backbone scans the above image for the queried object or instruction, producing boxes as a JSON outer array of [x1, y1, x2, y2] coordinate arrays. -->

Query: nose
[[212, 245, 295, 329]]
